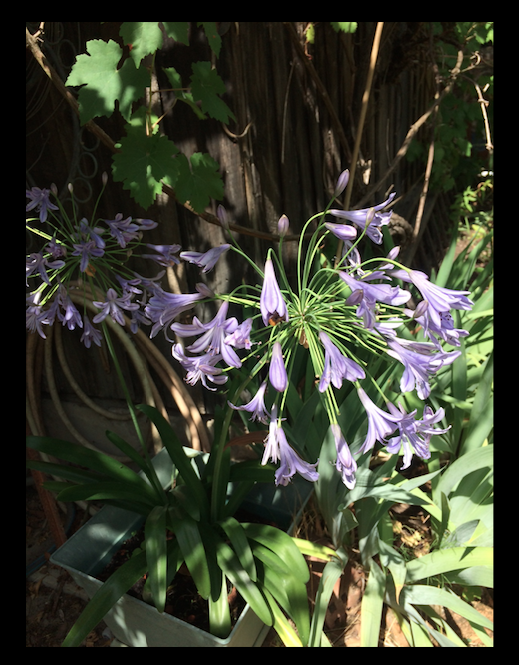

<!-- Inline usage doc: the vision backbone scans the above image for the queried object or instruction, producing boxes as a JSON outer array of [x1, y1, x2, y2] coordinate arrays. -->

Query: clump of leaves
[[65, 22, 233, 211]]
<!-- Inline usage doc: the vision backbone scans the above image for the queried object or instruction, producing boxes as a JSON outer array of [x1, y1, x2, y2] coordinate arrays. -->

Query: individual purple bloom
[[170, 301, 242, 368], [269, 341, 288, 392], [324, 222, 358, 243], [329, 192, 396, 244], [57, 288, 83, 331], [145, 287, 204, 337], [385, 403, 450, 469], [409, 306, 469, 348], [386, 338, 461, 400], [103, 213, 141, 248], [330, 424, 357, 489], [116, 275, 143, 297], [134, 218, 158, 231], [224, 318, 253, 350], [318, 331, 365, 392], [92, 288, 139, 326], [26, 187, 59, 222], [141, 243, 181, 267], [180, 244, 231, 273], [46, 237, 67, 260], [389, 268, 473, 330], [260, 258, 288, 326], [26, 252, 66, 285], [72, 239, 105, 272], [80, 315, 102, 348], [228, 380, 269, 424], [357, 387, 401, 455], [26, 293, 49, 338], [339, 270, 411, 329], [262, 406, 319, 486], [172, 344, 228, 391], [78, 218, 106, 250]]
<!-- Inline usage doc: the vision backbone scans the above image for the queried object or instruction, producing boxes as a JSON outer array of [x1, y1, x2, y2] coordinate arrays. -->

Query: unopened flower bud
[[277, 214, 289, 237], [217, 204, 228, 230], [334, 169, 350, 197]]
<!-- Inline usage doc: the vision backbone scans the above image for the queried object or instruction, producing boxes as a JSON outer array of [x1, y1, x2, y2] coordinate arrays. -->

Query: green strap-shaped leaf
[[218, 517, 257, 582], [26, 435, 159, 499], [240, 522, 310, 583], [145, 505, 168, 612], [62, 550, 148, 647], [137, 405, 208, 518], [48, 480, 159, 509], [360, 559, 386, 647], [405, 546, 493, 585], [170, 515, 211, 600], [215, 540, 273, 627]]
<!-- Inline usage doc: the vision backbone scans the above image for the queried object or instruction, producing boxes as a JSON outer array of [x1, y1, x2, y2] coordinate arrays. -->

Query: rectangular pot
[[51, 448, 313, 647]]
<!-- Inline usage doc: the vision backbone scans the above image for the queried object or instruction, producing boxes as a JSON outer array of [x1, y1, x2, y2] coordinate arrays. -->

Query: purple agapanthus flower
[[26, 187, 59, 222], [141, 243, 182, 267], [228, 380, 269, 423], [92, 288, 139, 326], [329, 192, 396, 244], [260, 258, 289, 326], [385, 402, 450, 469], [357, 387, 401, 455], [262, 406, 319, 486], [72, 239, 105, 273], [330, 423, 357, 489], [46, 237, 67, 260], [26, 252, 66, 286], [386, 338, 461, 400], [269, 341, 288, 392], [80, 315, 103, 348], [172, 344, 228, 391], [103, 214, 141, 248], [389, 268, 473, 330], [78, 218, 106, 250], [145, 287, 204, 338], [57, 288, 83, 331], [26, 293, 49, 338], [224, 317, 253, 350], [324, 222, 358, 243], [170, 300, 242, 368], [339, 270, 411, 329], [180, 244, 231, 273], [409, 306, 469, 348], [318, 331, 365, 392]]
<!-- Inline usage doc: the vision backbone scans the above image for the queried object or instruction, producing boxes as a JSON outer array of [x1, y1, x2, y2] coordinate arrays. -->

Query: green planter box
[[51, 448, 313, 647]]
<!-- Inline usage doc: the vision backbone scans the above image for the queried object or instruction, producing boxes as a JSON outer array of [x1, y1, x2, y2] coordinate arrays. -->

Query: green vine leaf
[[112, 125, 180, 209], [171, 152, 224, 213], [162, 22, 190, 46], [66, 39, 149, 124], [197, 22, 222, 56], [190, 61, 235, 124], [119, 22, 164, 67]]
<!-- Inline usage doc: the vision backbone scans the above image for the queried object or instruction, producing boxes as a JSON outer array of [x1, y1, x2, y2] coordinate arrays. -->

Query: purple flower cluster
[[26, 176, 474, 491]]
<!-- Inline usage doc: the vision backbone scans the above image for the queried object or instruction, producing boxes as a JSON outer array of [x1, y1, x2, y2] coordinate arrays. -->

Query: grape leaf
[[66, 39, 149, 124], [111, 125, 180, 209], [197, 22, 222, 56], [172, 152, 223, 213], [163, 66, 206, 120], [190, 61, 235, 124], [162, 22, 190, 46], [119, 22, 163, 67]]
